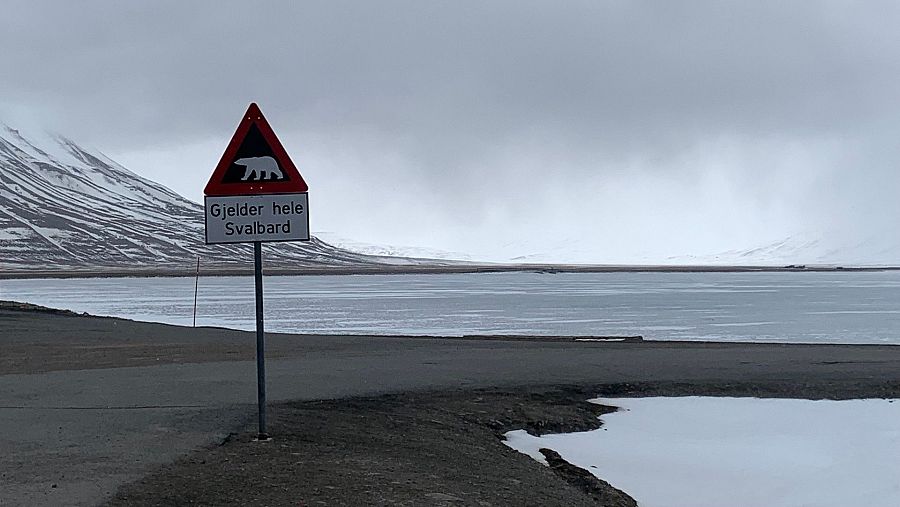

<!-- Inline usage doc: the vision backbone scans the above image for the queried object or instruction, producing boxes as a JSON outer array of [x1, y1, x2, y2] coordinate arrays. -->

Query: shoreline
[[5, 300, 900, 377], [3, 262, 899, 280]]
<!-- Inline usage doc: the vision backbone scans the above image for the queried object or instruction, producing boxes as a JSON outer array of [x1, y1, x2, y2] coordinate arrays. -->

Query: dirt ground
[[107, 387, 640, 507]]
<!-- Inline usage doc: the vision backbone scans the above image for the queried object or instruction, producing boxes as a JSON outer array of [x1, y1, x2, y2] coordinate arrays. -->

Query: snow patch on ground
[[0, 227, 31, 240], [504, 396, 900, 507]]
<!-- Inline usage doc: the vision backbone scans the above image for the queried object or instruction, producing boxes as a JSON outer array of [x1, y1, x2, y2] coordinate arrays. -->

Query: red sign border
[[204, 103, 309, 196]]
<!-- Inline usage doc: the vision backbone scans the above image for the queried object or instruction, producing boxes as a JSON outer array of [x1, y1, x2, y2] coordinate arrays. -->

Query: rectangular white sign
[[204, 193, 310, 244]]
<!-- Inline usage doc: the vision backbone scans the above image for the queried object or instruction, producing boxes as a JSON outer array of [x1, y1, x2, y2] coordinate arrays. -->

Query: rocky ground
[[108, 387, 639, 507]]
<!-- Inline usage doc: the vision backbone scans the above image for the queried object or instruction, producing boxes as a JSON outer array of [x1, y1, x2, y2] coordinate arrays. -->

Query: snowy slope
[[477, 234, 900, 266], [0, 123, 391, 270], [666, 233, 900, 267], [314, 232, 475, 262]]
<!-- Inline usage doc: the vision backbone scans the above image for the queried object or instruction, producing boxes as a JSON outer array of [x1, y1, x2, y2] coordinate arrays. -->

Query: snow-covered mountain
[[0, 123, 395, 271], [3, 122, 896, 271]]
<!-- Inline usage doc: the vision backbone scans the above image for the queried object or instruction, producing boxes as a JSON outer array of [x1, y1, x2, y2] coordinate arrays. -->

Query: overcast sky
[[2, 1, 899, 262]]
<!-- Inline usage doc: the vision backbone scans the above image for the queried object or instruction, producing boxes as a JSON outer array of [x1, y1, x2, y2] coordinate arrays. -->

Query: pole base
[[253, 433, 271, 442]]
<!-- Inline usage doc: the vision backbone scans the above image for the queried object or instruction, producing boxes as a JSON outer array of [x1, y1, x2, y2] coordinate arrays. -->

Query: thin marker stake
[[192, 256, 200, 327]]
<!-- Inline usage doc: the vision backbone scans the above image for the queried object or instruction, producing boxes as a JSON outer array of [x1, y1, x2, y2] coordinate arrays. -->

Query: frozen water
[[3, 271, 900, 343], [504, 397, 900, 507]]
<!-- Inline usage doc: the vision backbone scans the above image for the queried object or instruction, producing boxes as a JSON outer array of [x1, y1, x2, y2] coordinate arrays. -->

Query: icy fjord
[[5, 271, 900, 344]]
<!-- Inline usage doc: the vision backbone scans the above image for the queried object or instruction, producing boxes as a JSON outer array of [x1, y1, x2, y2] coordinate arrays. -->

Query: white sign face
[[205, 193, 310, 244]]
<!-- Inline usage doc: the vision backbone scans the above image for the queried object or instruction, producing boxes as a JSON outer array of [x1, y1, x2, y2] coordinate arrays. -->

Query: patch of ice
[[708, 321, 778, 327], [504, 397, 900, 507]]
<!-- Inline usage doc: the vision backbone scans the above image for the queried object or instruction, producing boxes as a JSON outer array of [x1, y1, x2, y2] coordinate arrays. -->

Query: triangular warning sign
[[204, 103, 309, 196]]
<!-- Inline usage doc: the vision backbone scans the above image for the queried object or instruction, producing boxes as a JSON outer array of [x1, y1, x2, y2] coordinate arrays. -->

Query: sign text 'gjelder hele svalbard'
[[205, 194, 309, 244]]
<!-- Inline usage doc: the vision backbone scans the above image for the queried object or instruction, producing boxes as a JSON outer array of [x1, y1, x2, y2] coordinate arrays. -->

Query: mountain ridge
[[2, 123, 897, 271], [0, 123, 407, 271]]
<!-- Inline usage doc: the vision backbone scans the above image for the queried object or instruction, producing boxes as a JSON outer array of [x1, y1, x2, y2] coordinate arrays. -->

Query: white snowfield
[[505, 397, 900, 507]]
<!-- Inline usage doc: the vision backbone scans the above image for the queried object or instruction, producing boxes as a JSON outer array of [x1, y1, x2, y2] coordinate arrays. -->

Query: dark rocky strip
[[3, 263, 898, 279], [540, 449, 637, 507], [107, 387, 636, 507]]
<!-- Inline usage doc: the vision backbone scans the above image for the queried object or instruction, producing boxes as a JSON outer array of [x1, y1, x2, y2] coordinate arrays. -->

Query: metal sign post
[[203, 103, 311, 441], [253, 241, 267, 439]]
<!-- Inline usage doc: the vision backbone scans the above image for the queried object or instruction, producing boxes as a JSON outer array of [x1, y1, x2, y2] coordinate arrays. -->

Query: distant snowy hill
[[667, 233, 900, 267], [454, 234, 900, 267], [314, 232, 475, 262], [0, 123, 400, 271]]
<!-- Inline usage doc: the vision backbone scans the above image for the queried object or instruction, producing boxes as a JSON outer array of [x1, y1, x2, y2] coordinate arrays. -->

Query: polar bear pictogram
[[234, 156, 284, 181]]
